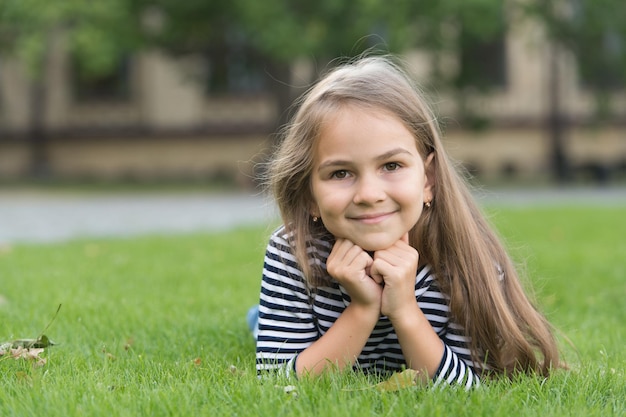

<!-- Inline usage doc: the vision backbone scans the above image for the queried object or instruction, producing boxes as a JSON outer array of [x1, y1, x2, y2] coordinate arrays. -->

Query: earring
[[424, 201, 432, 209], [312, 216, 319, 222]]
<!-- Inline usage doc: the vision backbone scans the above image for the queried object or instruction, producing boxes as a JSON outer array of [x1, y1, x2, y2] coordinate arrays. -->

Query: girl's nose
[[353, 175, 385, 205]]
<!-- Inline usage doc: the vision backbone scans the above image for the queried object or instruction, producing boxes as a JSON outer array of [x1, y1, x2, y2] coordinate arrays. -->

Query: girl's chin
[[360, 244, 391, 252], [352, 238, 398, 252], [330, 230, 405, 251]]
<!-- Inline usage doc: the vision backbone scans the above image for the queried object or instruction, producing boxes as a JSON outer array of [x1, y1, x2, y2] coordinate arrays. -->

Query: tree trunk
[[28, 77, 50, 178], [547, 42, 570, 183], [28, 37, 53, 179]]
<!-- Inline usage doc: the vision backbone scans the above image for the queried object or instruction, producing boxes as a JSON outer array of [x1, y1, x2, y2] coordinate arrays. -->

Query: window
[[577, 31, 624, 91], [455, 5, 508, 90], [571, 0, 625, 91], [72, 55, 131, 102], [206, 32, 266, 95], [457, 32, 507, 89]]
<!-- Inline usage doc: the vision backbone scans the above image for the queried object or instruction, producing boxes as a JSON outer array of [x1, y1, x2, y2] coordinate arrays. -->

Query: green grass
[[0, 207, 624, 416]]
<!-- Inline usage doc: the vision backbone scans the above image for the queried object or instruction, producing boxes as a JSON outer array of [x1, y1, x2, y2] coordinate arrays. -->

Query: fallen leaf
[[11, 335, 56, 349], [5, 346, 47, 367], [11, 347, 44, 360], [375, 369, 421, 392], [0, 305, 60, 367]]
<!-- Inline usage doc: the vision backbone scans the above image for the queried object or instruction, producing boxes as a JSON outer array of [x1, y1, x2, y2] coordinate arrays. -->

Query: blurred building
[[0, 18, 624, 185]]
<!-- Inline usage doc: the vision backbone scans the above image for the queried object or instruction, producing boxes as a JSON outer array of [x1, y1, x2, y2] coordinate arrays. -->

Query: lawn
[[0, 206, 624, 416]]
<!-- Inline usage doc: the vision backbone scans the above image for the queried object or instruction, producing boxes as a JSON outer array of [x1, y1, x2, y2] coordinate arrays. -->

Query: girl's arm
[[374, 237, 479, 387], [256, 231, 321, 375], [389, 278, 480, 388], [372, 237, 444, 381], [256, 230, 380, 377], [294, 302, 379, 376], [296, 238, 382, 376], [389, 303, 445, 381]]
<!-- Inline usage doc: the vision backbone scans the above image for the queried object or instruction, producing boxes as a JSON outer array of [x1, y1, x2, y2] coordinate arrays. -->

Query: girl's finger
[[370, 272, 384, 285]]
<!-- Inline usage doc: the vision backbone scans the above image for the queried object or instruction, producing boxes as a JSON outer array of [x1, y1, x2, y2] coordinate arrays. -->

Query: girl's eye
[[383, 162, 401, 171], [330, 170, 349, 179]]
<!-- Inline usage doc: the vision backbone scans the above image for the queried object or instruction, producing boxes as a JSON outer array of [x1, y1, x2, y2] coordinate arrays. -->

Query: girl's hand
[[327, 238, 383, 309], [370, 233, 419, 319]]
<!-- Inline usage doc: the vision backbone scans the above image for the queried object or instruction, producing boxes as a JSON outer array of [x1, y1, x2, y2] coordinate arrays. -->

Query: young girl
[[254, 55, 560, 388]]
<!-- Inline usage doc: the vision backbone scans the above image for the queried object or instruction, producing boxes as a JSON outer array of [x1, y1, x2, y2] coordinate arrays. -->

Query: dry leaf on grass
[[0, 346, 47, 367], [0, 305, 61, 367], [341, 369, 422, 392], [374, 369, 421, 392], [9, 334, 56, 349]]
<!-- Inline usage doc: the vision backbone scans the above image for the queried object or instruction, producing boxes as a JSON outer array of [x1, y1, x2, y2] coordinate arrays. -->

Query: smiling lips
[[349, 211, 396, 224]]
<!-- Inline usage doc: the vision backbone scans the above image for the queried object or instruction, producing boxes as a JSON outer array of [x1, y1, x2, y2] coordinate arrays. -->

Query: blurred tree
[[1, 0, 510, 171], [131, 0, 425, 133], [236, 0, 427, 129], [7, 0, 620, 183], [130, 0, 515, 137], [404, 0, 509, 129], [0, 0, 141, 177], [525, 0, 626, 182]]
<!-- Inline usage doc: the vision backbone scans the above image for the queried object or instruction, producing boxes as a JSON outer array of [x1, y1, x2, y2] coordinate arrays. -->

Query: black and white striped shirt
[[256, 226, 480, 388]]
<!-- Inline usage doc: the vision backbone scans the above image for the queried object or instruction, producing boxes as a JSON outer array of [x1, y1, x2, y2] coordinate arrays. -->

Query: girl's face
[[310, 105, 434, 251]]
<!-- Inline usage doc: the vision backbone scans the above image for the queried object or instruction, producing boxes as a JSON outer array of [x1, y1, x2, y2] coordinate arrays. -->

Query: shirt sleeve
[[255, 230, 318, 376], [433, 344, 481, 389], [416, 273, 481, 389]]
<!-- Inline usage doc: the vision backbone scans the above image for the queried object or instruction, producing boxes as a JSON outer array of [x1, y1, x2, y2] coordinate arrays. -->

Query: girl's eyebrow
[[375, 147, 413, 161], [317, 147, 413, 171], [317, 159, 350, 171]]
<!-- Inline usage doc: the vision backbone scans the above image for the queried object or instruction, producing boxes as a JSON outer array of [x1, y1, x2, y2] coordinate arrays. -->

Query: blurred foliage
[[2, 0, 623, 86], [0, 0, 624, 108], [2, 0, 624, 181], [525, 0, 626, 118], [134, 0, 417, 63], [0, 0, 142, 78], [130, 0, 511, 80]]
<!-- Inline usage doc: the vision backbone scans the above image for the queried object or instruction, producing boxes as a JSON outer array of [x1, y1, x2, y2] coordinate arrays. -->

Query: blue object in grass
[[247, 305, 259, 339]]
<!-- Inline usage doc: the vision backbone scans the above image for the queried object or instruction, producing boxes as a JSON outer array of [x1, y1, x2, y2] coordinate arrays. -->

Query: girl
[[254, 55, 560, 388]]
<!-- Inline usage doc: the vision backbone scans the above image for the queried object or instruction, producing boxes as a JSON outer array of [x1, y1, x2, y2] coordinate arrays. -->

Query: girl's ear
[[423, 152, 436, 202], [309, 202, 320, 219]]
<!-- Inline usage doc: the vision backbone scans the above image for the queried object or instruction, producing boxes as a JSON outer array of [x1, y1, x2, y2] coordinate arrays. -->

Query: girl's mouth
[[350, 212, 395, 224]]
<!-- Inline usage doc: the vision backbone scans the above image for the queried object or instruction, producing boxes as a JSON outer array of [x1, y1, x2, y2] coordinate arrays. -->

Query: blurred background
[[0, 0, 625, 189]]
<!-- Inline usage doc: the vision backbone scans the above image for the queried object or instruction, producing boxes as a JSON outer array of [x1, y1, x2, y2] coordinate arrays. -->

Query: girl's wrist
[[385, 302, 422, 327], [346, 302, 381, 324]]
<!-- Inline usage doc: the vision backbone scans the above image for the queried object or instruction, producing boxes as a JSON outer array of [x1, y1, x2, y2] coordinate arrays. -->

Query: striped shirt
[[256, 226, 481, 388]]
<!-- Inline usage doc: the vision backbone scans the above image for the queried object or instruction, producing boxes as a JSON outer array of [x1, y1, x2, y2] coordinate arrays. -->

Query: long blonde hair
[[266, 55, 560, 377]]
